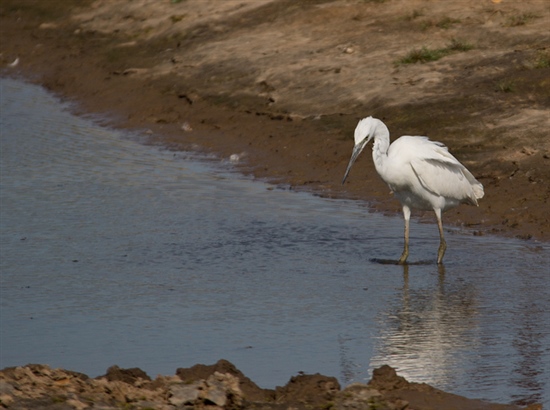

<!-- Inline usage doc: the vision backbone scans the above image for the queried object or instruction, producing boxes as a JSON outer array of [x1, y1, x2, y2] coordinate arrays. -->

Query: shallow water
[[1, 78, 549, 407]]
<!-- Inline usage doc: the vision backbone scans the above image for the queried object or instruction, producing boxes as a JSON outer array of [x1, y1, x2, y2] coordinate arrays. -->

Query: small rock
[[66, 398, 88, 410], [8, 57, 19, 67], [102, 365, 151, 384], [168, 381, 202, 407], [336, 383, 384, 410], [204, 380, 227, 406], [122, 68, 148, 76], [0, 393, 14, 407], [115, 41, 138, 48], [368, 365, 409, 391], [0, 381, 14, 395], [39, 22, 58, 29], [204, 372, 243, 407], [275, 373, 340, 406]]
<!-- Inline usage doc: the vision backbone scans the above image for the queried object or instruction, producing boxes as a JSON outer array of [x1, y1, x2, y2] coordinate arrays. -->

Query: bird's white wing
[[392, 137, 484, 205], [411, 158, 482, 205]]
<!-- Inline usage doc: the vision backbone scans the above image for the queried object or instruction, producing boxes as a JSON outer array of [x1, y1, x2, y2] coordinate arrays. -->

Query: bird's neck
[[371, 122, 390, 171]]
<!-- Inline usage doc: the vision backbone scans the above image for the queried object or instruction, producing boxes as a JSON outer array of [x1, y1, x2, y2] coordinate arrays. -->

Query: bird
[[342, 116, 484, 264]]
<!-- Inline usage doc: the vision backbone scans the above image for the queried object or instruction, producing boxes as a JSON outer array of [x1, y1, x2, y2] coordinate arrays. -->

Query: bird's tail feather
[[472, 183, 484, 200], [462, 167, 484, 203]]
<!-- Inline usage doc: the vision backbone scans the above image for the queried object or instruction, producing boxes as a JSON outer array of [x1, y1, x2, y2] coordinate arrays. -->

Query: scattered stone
[[7, 57, 19, 67], [101, 364, 151, 384], [115, 41, 138, 48], [39, 22, 58, 29], [168, 380, 202, 407], [275, 373, 340, 407], [336, 382, 384, 410], [176, 359, 268, 403], [0, 361, 538, 410], [368, 365, 410, 392], [0, 393, 14, 407], [204, 372, 243, 407]]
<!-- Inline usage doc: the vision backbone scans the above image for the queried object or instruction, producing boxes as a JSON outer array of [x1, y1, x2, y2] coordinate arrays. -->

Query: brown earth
[[0, 1, 548, 409], [1, 0, 549, 244], [0, 361, 543, 410]]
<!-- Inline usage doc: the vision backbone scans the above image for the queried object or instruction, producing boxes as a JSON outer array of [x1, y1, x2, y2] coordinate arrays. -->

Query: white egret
[[342, 116, 484, 264]]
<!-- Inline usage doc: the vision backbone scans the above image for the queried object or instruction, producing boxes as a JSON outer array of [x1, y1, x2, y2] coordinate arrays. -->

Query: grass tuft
[[398, 47, 446, 64], [534, 51, 550, 69], [418, 16, 460, 31], [446, 38, 474, 52], [404, 9, 423, 21], [435, 16, 461, 29], [397, 39, 473, 65], [505, 12, 540, 27], [170, 14, 186, 23], [496, 79, 515, 93]]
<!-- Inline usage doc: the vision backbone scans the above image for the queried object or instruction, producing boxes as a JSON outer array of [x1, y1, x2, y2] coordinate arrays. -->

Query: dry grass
[[397, 39, 473, 64]]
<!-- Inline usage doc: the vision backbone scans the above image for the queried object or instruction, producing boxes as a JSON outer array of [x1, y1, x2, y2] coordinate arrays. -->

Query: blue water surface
[[1, 77, 548, 407]]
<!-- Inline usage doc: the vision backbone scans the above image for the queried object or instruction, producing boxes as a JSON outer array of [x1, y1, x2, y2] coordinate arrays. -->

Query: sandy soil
[[1, 0, 549, 243]]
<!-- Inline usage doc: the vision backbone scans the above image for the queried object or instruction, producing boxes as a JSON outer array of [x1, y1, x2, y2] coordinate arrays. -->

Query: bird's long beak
[[342, 141, 367, 185]]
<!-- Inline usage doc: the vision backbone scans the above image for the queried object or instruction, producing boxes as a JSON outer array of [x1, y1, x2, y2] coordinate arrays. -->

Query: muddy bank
[[1, 0, 549, 241], [0, 360, 542, 410]]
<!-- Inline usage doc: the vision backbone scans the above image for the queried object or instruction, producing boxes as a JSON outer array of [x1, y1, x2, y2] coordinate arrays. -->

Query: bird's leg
[[435, 209, 446, 264], [398, 206, 411, 264]]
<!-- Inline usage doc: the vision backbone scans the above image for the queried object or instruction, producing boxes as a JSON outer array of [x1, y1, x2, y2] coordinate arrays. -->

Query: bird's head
[[342, 116, 377, 184]]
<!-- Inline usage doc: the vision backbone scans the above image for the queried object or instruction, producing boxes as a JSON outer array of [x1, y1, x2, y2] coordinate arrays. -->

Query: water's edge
[[1, 78, 548, 407]]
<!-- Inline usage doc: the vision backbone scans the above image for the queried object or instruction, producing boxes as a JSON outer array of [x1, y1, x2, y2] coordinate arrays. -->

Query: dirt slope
[[1, 0, 549, 237]]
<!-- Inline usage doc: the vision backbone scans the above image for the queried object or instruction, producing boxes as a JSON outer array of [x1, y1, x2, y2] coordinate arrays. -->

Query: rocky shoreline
[[0, 360, 542, 410]]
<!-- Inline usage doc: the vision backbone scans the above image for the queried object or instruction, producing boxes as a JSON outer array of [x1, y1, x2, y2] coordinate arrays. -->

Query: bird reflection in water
[[368, 262, 478, 389]]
